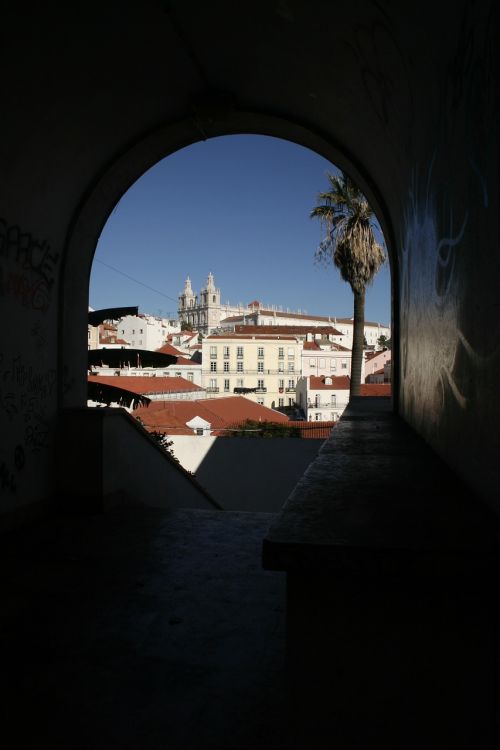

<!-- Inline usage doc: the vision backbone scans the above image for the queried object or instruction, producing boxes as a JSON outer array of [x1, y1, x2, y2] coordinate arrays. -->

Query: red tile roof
[[303, 341, 321, 350], [359, 384, 392, 396], [309, 375, 351, 390], [302, 340, 350, 352], [175, 356, 198, 366], [88, 375, 203, 395], [287, 421, 336, 438], [233, 324, 344, 337], [206, 334, 297, 341], [134, 396, 289, 435], [156, 342, 184, 356]]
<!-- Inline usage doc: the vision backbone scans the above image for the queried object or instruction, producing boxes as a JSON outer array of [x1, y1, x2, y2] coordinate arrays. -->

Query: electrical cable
[[94, 259, 178, 304]]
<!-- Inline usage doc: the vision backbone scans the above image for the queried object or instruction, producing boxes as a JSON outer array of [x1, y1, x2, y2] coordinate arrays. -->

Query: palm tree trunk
[[350, 289, 365, 398]]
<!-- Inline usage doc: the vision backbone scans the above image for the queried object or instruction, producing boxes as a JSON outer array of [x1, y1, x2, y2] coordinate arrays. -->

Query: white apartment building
[[296, 375, 351, 422], [301, 339, 354, 378], [332, 318, 391, 350], [220, 309, 390, 347], [201, 334, 303, 410], [88, 361, 203, 386], [364, 348, 392, 381], [117, 314, 171, 351]]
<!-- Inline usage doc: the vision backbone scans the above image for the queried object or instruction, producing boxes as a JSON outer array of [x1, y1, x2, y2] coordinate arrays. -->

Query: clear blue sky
[[89, 134, 391, 325]]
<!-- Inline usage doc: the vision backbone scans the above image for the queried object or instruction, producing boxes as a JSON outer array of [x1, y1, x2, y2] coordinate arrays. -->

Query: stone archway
[[60, 110, 397, 410]]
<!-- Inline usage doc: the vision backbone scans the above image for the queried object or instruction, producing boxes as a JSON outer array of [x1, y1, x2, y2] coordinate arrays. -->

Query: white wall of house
[[364, 348, 392, 380], [333, 321, 391, 350], [301, 346, 353, 378], [169, 434, 326, 511], [89, 364, 203, 386], [118, 315, 169, 350], [296, 376, 350, 422]]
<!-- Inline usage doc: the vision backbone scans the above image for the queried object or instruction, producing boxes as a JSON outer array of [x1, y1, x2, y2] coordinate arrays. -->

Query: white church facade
[[178, 273, 390, 344]]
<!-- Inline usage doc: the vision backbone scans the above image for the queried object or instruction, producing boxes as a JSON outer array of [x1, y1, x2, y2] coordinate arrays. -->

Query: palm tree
[[310, 171, 385, 397]]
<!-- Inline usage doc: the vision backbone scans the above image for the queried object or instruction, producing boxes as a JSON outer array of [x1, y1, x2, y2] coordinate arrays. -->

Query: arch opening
[[61, 112, 397, 423]]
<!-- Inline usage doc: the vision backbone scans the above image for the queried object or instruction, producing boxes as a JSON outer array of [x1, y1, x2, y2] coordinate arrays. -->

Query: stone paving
[[1, 508, 290, 750]]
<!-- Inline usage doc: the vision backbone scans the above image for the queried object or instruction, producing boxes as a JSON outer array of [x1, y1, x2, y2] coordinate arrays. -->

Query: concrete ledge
[[262, 397, 500, 748], [263, 397, 499, 575]]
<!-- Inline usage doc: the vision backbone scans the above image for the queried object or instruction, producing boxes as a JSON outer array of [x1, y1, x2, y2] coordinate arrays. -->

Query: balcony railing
[[308, 401, 337, 408], [255, 387, 267, 393], [286, 387, 295, 393], [206, 387, 220, 393]]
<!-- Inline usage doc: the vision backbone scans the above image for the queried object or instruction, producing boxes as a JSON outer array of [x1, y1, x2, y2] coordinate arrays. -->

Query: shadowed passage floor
[[1, 508, 289, 750]]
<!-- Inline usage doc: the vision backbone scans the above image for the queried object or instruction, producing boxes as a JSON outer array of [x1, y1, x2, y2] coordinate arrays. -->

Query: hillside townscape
[[88, 273, 391, 471]]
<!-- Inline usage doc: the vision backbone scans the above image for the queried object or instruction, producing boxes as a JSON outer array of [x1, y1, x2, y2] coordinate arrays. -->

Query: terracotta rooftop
[[359, 383, 392, 396], [175, 356, 199, 366], [156, 342, 185, 356], [232, 324, 344, 336], [303, 341, 321, 350], [206, 334, 297, 341], [309, 375, 351, 390], [88, 375, 203, 395], [134, 396, 289, 435], [302, 340, 350, 352]]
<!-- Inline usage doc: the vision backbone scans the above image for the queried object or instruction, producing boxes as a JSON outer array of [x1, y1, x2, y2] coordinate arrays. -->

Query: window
[[278, 362, 284, 372], [257, 379, 264, 389], [257, 398, 264, 405], [309, 358, 316, 367], [140, 328, 143, 334], [223, 346, 230, 358], [224, 379, 230, 392], [330, 360, 337, 370], [341, 359, 347, 369], [288, 347, 294, 357], [175, 372, 181, 377], [279, 379, 284, 389], [187, 372, 194, 382], [224, 361, 229, 372], [278, 347, 284, 359], [210, 346, 217, 358], [210, 362, 217, 372], [330, 394, 337, 406], [278, 398, 284, 407], [257, 347, 264, 357], [209, 378, 217, 389], [237, 346, 244, 358], [288, 362, 295, 372], [132, 329, 135, 334], [257, 361, 264, 373], [315, 413, 321, 421], [288, 379, 295, 389], [237, 361, 243, 373], [237, 378, 244, 388], [121, 329, 124, 335], [319, 358, 325, 368]]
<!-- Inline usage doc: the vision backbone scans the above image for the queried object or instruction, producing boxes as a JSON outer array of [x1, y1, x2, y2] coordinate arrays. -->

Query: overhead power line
[[94, 259, 178, 303]]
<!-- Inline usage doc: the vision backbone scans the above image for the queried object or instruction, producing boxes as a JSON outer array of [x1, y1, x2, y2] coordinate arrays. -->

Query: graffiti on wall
[[0, 351, 55, 494], [399, 3, 499, 434], [0, 218, 59, 314]]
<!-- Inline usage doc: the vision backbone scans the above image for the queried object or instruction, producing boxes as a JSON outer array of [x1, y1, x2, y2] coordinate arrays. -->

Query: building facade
[[117, 314, 171, 351], [201, 334, 302, 410], [178, 273, 252, 335], [296, 375, 351, 422]]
